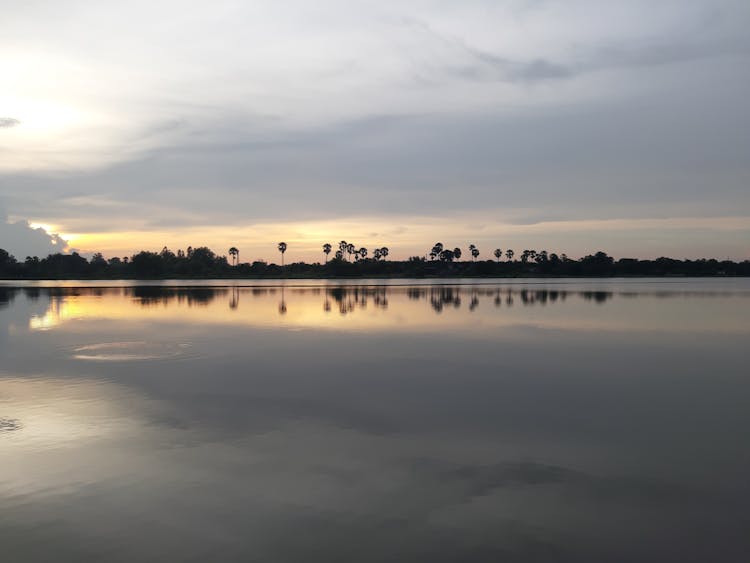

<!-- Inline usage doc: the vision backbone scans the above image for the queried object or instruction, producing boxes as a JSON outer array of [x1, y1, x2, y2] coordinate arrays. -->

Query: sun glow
[[25, 222, 76, 249], [28, 222, 55, 233]]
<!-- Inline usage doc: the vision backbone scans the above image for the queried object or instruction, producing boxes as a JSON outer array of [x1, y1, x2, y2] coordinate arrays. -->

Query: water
[[1, 279, 749, 562]]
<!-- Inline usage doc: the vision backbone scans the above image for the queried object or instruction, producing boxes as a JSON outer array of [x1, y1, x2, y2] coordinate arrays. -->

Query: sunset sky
[[1, 0, 749, 262]]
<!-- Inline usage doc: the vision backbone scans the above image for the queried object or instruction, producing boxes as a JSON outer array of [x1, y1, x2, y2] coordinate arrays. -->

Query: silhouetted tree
[[278, 242, 287, 266], [0, 248, 13, 266], [131, 251, 163, 276], [228, 247, 239, 266], [374, 247, 390, 261], [90, 252, 107, 269], [1, 243, 745, 280], [186, 247, 221, 275], [469, 244, 479, 261], [323, 243, 332, 263], [430, 242, 444, 261], [454, 248, 462, 260], [439, 249, 455, 262], [493, 248, 502, 262], [506, 249, 514, 261]]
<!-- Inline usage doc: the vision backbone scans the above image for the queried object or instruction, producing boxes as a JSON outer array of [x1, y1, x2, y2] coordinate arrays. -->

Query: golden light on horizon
[[51, 214, 750, 262]]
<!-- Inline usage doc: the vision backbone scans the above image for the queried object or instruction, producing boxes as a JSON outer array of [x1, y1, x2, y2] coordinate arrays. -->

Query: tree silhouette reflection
[[5, 284, 623, 319], [234, 286, 589, 313], [278, 287, 287, 315]]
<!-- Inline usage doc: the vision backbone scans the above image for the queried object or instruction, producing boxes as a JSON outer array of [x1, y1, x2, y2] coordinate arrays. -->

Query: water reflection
[[4, 285, 615, 316], [5, 283, 747, 335], [1, 280, 749, 562]]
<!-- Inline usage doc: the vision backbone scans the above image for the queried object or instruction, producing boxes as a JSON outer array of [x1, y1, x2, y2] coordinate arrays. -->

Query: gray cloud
[[0, 202, 71, 258], [403, 5, 750, 86], [0, 118, 20, 128], [5, 65, 749, 232], [0, 0, 749, 257], [0, 220, 70, 258]]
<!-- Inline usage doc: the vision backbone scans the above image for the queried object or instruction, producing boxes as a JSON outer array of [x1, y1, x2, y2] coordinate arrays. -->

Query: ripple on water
[[0, 418, 23, 432], [72, 341, 191, 362]]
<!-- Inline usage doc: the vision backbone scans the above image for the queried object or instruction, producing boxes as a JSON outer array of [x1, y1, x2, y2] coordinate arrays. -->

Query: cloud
[[0, 118, 20, 128], [0, 204, 71, 258], [0, 0, 748, 258], [400, 5, 750, 86]]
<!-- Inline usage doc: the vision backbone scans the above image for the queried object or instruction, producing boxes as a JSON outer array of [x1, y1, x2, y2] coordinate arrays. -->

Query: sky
[[1, 0, 749, 262]]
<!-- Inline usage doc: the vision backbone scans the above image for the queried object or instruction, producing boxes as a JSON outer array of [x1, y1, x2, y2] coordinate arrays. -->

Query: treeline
[[0, 246, 748, 279]]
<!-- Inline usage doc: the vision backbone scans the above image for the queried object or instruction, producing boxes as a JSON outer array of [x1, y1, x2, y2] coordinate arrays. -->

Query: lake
[[1, 278, 749, 562]]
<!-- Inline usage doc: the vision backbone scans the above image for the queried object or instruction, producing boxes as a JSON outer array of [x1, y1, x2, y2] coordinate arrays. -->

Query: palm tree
[[323, 243, 332, 263], [493, 248, 502, 262], [359, 247, 368, 260], [506, 249, 514, 262], [380, 247, 389, 260], [469, 244, 479, 262], [453, 247, 462, 260], [277, 242, 287, 266], [346, 243, 355, 262], [228, 247, 239, 266]]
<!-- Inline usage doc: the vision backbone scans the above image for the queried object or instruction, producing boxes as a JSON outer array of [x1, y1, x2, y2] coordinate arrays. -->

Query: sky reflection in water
[[1, 280, 749, 562]]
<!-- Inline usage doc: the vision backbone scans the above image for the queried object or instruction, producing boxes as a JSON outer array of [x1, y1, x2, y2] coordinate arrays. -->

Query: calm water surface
[[1, 279, 749, 562]]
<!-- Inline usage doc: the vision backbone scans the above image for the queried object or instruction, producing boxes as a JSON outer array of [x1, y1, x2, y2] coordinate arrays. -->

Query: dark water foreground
[[1, 279, 749, 562]]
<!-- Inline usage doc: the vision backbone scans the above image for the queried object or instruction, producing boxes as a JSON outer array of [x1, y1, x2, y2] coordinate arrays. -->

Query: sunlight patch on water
[[0, 376, 159, 450], [0, 375, 182, 502]]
